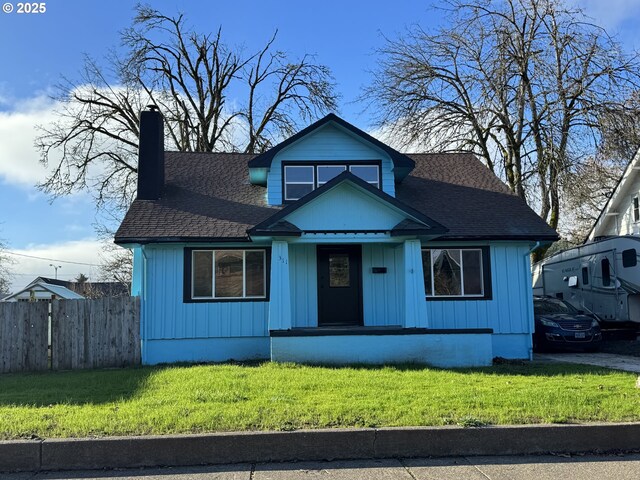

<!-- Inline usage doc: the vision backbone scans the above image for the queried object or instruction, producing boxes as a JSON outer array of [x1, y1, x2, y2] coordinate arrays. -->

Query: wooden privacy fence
[[0, 301, 48, 373], [0, 297, 140, 373]]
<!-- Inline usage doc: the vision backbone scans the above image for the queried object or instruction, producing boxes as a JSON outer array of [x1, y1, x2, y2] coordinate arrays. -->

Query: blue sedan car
[[532, 296, 602, 352]]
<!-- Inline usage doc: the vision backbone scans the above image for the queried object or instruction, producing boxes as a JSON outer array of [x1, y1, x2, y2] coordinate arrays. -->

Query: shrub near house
[[115, 110, 558, 367]]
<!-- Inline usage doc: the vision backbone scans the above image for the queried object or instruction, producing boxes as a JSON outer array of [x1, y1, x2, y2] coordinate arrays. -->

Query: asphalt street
[[4, 454, 640, 479]]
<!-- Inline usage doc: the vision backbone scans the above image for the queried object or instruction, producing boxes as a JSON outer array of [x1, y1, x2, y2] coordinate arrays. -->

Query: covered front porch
[[251, 171, 495, 367], [266, 239, 494, 367]]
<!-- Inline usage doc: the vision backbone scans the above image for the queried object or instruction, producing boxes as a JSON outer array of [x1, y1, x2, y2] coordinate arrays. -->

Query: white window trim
[[284, 166, 315, 201], [191, 249, 267, 300], [317, 165, 346, 185], [424, 248, 485, 298], [349, 165, 380, 188]]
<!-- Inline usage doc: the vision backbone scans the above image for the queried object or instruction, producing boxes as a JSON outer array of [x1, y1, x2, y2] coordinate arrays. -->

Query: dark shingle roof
[[397, 154, 558, 240], [115, 151, 557, 243]]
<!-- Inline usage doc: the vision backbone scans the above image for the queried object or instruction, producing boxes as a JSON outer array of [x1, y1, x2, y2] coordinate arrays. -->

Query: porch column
[[268, 240, 292, 331], [403, 239, 428, 328]]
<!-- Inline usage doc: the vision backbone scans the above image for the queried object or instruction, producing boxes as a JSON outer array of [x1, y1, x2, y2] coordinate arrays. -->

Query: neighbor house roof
[[25, 277, 130, 298], [115, 152, 558, 243], [2, 282, 85, 302]]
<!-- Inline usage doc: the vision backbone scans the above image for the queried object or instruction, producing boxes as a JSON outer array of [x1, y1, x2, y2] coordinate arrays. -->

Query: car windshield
[[534, 298, 579, 315]]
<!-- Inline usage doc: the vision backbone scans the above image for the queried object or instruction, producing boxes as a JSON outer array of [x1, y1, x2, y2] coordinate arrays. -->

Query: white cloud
[[5, 237, 123, 293], [0, 94, 58, 187]]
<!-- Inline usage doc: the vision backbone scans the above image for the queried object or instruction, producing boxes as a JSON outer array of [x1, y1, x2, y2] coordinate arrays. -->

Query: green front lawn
[[0, 362, 638, 439]]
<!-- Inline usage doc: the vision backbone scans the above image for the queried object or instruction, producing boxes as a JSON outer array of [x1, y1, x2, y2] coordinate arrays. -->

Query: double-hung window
[[422, 247, 491, 299], [349, 165, 379, 188], [634, 196, 639, 223], [317, 165, 347, 186], [188, 249, 268, 301], [283, 162, 382, 201], [284, 166, 314, 201]]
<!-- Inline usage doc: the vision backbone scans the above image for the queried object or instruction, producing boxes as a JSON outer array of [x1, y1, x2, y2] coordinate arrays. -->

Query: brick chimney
[[137, 105, 164, 200]]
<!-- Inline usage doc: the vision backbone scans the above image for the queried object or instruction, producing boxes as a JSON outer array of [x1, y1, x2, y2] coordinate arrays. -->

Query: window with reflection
[[283, 162, 381, 201], [422, 247, 490, 299], [190, 249, 266, 300]]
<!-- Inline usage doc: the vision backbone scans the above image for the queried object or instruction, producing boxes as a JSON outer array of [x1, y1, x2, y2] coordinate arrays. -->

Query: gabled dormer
[[248, 114, 415, 206]]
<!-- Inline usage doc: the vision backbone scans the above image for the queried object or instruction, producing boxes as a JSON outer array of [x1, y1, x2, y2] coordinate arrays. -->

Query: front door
[[317, 245, 363, 327]]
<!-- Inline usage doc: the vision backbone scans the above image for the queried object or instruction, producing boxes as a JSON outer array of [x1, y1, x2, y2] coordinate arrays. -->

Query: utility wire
[[4, 251, 101, 267]]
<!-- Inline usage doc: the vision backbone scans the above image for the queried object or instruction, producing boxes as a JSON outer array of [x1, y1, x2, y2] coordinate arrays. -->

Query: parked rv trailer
[[532, 236, 640, 323]]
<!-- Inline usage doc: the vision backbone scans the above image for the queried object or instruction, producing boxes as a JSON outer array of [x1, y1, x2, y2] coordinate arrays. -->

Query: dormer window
[[283, 161, 382, 201], [317, 165, 346, 186], [349, 165, 379, 188], [284, 166, 315, 201]]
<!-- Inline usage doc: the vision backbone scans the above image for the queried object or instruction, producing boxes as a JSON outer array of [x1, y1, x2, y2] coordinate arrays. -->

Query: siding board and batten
[[143, 246, 269, 340], [426, 243, 534, 334]]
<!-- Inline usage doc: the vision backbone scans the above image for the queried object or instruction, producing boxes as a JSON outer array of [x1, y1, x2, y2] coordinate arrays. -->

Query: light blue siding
[[271, 332, 493, 367], [286, 183, 405, 231], [145, 338, 270, 365], [268, 241, 292, 331], [289, 243, 406, 328], [131, 246, 143, 296], [361, 244, 404, 326], [289, 244, 318, 327], [267, 123, 396, 205], [425, 242, 535, 359], [143, 245, 269, 342], [403, 239, 429, 328], [425, 243, 532, 333]]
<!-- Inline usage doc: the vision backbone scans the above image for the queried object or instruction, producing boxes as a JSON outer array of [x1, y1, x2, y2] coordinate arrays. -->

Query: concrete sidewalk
[[535, 352, 640, 373], [4, 454, 640, 479]]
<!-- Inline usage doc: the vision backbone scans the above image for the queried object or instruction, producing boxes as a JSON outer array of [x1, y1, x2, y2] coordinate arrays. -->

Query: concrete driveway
[[535, 352, 640, 373]]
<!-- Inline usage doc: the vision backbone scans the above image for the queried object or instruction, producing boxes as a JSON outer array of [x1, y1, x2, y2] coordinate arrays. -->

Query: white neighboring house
[[588, 148, 640, 241], [1, 280, 84, 302]]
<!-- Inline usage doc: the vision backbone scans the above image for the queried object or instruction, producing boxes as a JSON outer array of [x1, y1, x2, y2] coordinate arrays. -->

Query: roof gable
[[587, 147, 640, 241], [3, 282, 85, 301], [248, 114, 415, 180], [249, 171, 448, 237]]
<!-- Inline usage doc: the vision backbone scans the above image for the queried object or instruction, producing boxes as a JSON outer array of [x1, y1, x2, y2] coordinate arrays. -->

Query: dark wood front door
[[317, 245, 363, 327]]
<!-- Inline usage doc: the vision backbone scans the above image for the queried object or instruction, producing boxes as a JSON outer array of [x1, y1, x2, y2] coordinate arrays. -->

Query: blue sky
[[0, 0, 639, 290]]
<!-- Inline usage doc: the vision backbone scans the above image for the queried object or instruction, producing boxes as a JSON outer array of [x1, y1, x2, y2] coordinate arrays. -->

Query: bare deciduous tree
[[367, 0, 640, 258], [0, 235, 14, 294], [36, 3, 338, 282]]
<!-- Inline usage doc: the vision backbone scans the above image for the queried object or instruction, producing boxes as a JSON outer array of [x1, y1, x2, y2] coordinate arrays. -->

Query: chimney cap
[[147, 104, 160, 112]]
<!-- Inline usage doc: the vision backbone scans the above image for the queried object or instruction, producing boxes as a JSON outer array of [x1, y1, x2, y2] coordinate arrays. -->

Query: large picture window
[[422, 247, 491, 299], [283, 162, 382, 201], [186, 248, 268, 301]]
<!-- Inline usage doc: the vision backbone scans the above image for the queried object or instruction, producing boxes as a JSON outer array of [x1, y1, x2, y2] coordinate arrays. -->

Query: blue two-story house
[[115, 108, 558, 367]]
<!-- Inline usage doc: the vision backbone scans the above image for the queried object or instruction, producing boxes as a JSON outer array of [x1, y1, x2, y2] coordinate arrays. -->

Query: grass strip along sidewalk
[[0, 362, 638, 439]]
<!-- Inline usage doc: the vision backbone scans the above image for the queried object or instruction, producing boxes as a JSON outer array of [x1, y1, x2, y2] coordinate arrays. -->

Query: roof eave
[[114, 236, 253, 245]]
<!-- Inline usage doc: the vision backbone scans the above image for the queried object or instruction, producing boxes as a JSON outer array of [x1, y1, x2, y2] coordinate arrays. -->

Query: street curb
[[2, 423, 640, 472]]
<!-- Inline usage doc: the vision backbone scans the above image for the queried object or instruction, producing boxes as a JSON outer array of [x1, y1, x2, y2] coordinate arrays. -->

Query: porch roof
[[248, 171, 447, 238]]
